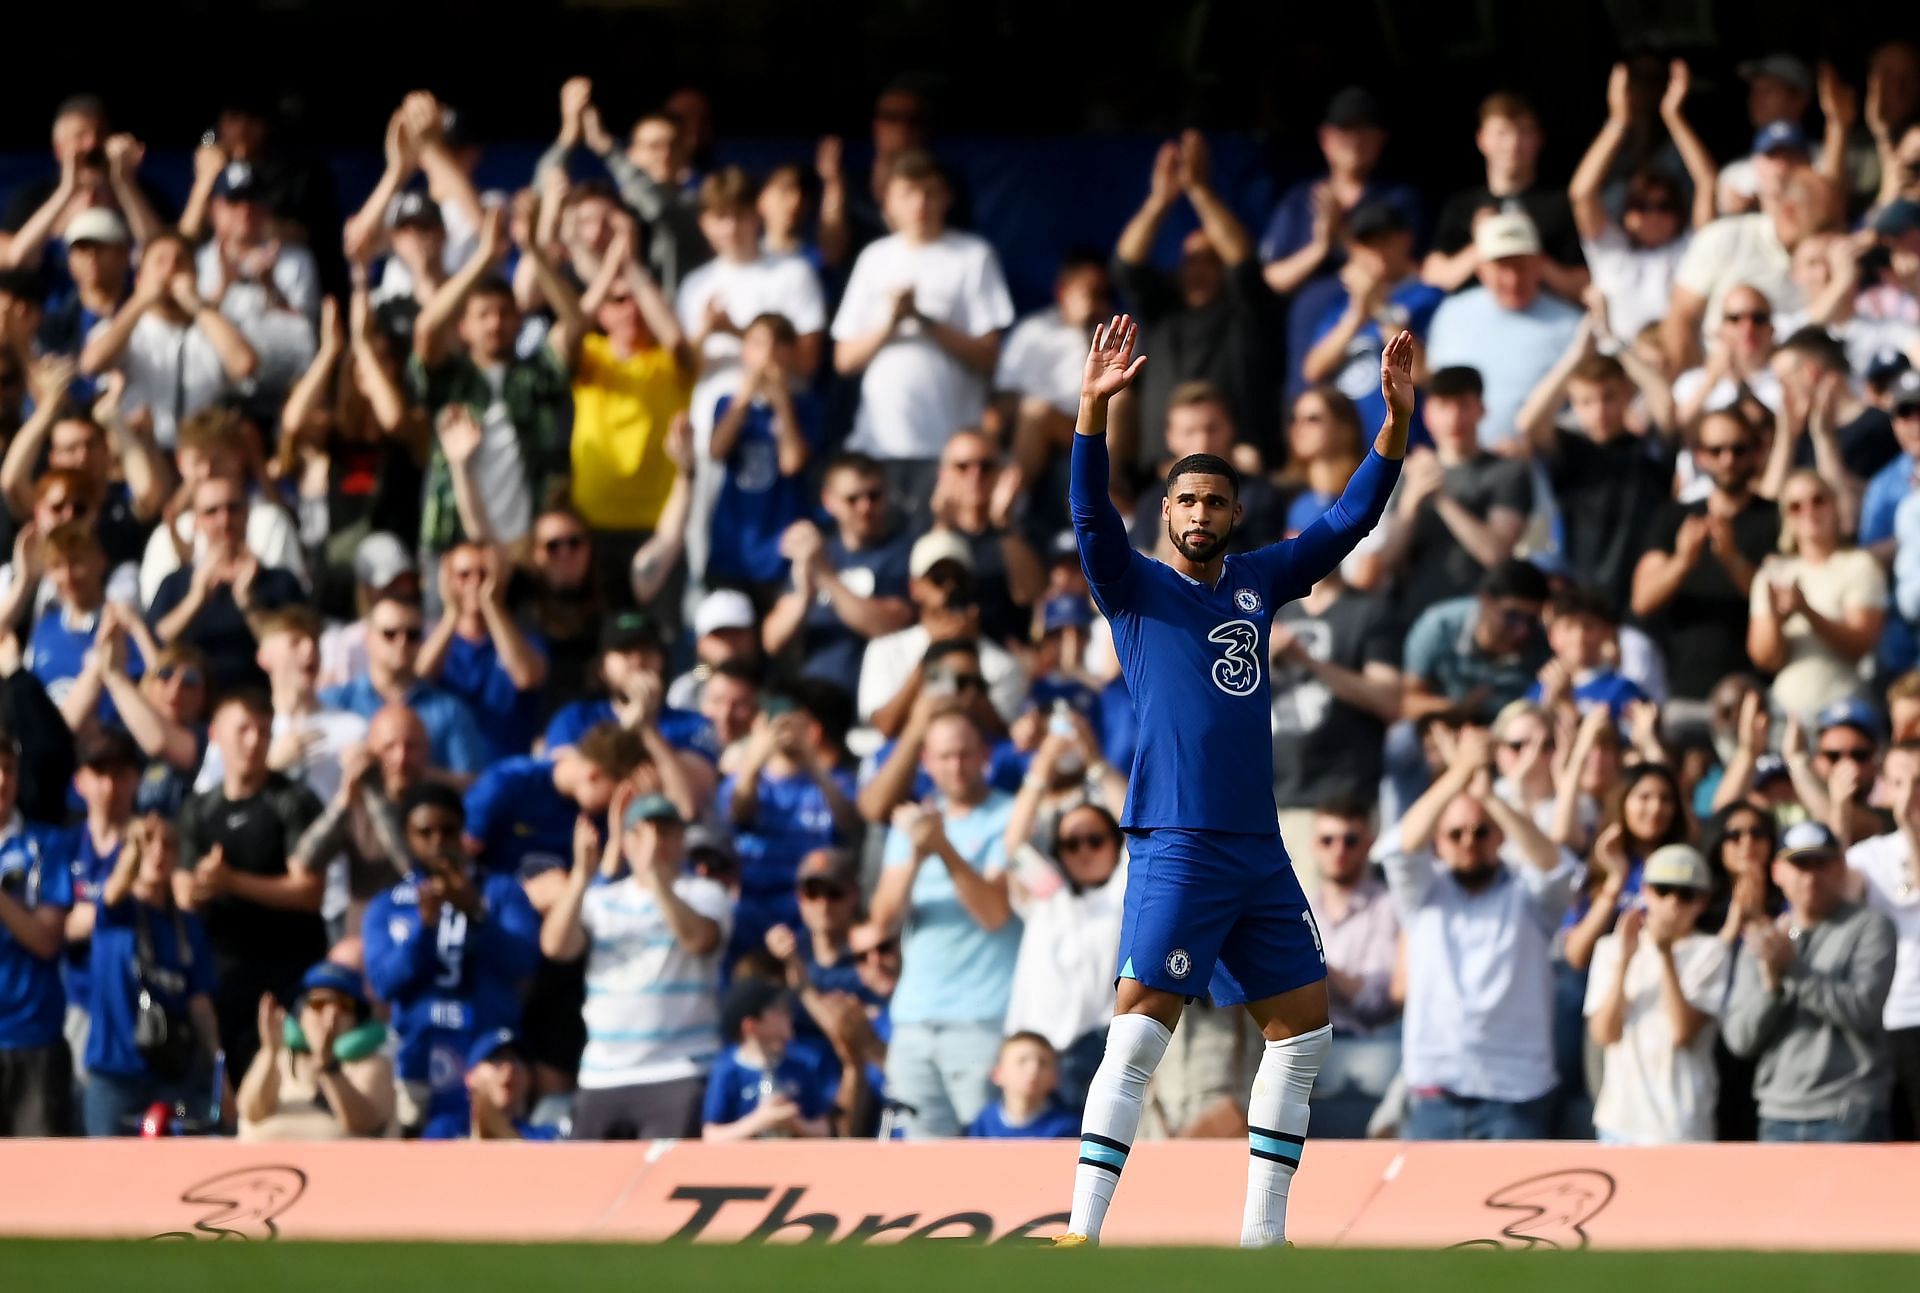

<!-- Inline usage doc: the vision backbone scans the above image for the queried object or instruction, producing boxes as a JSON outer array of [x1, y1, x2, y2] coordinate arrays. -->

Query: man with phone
[[363, 782, 542, 1135]]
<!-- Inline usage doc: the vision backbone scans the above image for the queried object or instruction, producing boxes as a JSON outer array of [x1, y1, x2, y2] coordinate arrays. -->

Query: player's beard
[[1167, 516, 1233, 564]]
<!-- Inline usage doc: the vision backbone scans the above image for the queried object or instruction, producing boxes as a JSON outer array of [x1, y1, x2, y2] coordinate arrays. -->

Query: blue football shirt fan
[[420, 1029, 560, 1141], [1055, 317, 1411, 1249]]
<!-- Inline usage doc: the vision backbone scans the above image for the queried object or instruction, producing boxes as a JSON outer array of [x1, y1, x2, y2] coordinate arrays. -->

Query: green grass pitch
[[8, 1240, 1919, 1292]]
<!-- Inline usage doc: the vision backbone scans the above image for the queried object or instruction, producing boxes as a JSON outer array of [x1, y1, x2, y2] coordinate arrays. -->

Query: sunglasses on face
[[944, 673, 987, 692], [1818, 745, 1874, 762], [1626, 200, 1680, 216], [799, 878, 850, 901], [1722, 310, 1772, 327], [1785, 496, 1830, 514], [541, 534, 587, 555], [945, 459, 993, 474], [858, 938, 901, 961], [1647, 883, 1699, 900], [1058, 833, 1113, 855], [1445, 824, 1493, 843], [154, 665, 203, 687], [1697, 440, 1752, 459], [1724, 825, 1769, 843], [1318, 832, 1362, 848], [839, 488, 884, 506], [377, 625, 424, 643]]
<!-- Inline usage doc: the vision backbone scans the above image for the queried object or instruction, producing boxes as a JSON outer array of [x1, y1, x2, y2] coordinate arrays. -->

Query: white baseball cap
[[694, 588, 756, 638], [1474, 210, 1542, 262], [909, 529, 974, 579], [64, 208, 130, 247]]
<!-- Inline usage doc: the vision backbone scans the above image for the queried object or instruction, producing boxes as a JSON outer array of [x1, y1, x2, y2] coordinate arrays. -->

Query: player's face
[[1162, 473, 1240, 565]]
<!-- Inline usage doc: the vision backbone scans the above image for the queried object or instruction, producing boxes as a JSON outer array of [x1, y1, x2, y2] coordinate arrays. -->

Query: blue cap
[[1042, 595, 1092, 634], [1526, 549, 1578, 583], [1814, 697, 1883, 740], [1866, 349, 1913, 385], [300, 962, 369, 1010], [622, 793, 683, 831], [1750, 753, 1790, 787], [466, 1027, 524, 1069], [1780, 820, 1841, 862], [1872, 198, 1920, 239], [1752, 121, 1809, 157], [213, 160, 266, 202]]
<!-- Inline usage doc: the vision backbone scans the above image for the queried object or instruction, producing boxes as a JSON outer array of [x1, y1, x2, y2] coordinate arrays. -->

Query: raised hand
[[1147, 141, 1182, 207], [815, 135, 844, 186], [1380, 330, 1416, 425], [437, 404, 483, 468], [257, 993, 287, 1054], [1606, 63, 1632, 124], [1177, 129, 1212, 192], [104, 134, 145, 181], [1082, 314, 1147, 403], [1818, 61, 1858, 133], [559, 77, 593, 146], [1660, 59, 1692, 120]]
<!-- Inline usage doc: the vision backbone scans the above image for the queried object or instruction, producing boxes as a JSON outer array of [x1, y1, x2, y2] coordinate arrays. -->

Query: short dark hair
[[1428, 366, 1484, 400], [1548, 584, 1617, 625], [887, 148, 944, 187], [55, 93, 107, 122], [0, 268, 49, 307], [464, 275, 514, 308], [1482, 558, 1550, 604], [711, 657, 766, 688], [1057, 246, 1107, 279], [743, 312, 798, 345], [212, 687, 273, 722], [1167, 379, 1229, 415], [1778, 325, 1850, 375], [1166, 452, 1239, 498], [400, 781, 466, 824], [1568, 354, 1628, 387], [575, 722, 649, 781], [922, 638, 982, 671], [825, 451, 882, 482], [1313, 793, 1374, 822], [1000, 1031, 1058, 1059]]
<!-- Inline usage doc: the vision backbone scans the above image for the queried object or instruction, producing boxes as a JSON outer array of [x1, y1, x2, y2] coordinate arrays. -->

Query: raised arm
[[1517, 313, 1597, 453], [1, 358, 75, 518], [0, 154, 78, 271], [1659, 62, 1721, 230], [1114, 143, 1181, 267], [343, 108, 419, 264], [414, 205, 507, 369], [1070, 316, 1149, 590], [102, 136, 162, 252], [1178, 132, 1252, 267], [1569, 66, 1633, 243]]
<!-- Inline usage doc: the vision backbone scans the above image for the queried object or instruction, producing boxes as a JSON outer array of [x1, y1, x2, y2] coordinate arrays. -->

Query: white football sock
[[1067, 1013, 1172, 1242], [1240, 1024, 1330, 1248]]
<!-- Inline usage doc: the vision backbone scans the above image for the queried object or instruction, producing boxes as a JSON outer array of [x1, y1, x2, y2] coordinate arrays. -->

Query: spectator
[[194, 161, 320, 401], [1718, 56, 1818, 213], [1492, 700, 1562, 833], [315, 533, 418, 693], [412, 206, 579, 554], [1633, 410, 1781, 707], [27, 526, 141, 735], [1129, 381, 1283, 558], [1584, 843, 1729, 1143], [1304, 798, 1398, 1038], [1664, 169, 1832, 371], [467, 721, 664, 877], [761, 453, 915, 700], [139, 408, 308, 606], [289, 703, 422, 939], [761, 850, 879, 1063], [701, 660, 763, 772], [1275, 388, 1370, 554], [1772, 325, 1900, 487], [993, 251, 1110, 494], [80, 813, 220, 1136], [364, 781, 541, 1134], [1724, 821, 1897, 1142], [318, 592, 486, 781], [237, 961, 396, 1141], [859, 641, 1020, 825], [39, 209, 135, 370], [542, 794, 731, 1140], [1425, 213, 1584, 449], [0, 96, 163, 270], [1260, 87, 1423, 296], [568, 223, 694, 601], [113, 642, 210, 819], [1750, 470, 1885, 719], [1518, 319, 1678, 611], [78, 231, 259, 448], [1376, 366, 1532, 621], [719, 688, 860, 964], [1846, 739, 1920, 1140], [60, 728, 142, 1088], [669, 588, 760, 713], [1672, 284, 1782, 437], [1528, 585, 1648, 724], [927, 430, 1045, 645], [177, 691, 326, 1080], [967, 1032, 1080, 1138], [676, 167, 826, 438], [706, 314, 823, 603], [147, 474, 308, 693], [417, 543, 548, 763], [1002, 699, 1125, 857], [871, 711, 1018, 1137], [858, 532, 1027, 735], [702, 979, 834, 1141], [1569, 62, 1720, 341], [1300, 202, 1444, 436], [1002, 801, 1126, 1107], [1400, 558, 1551, 729], [1424, 92, 1587, 301], [419, 1029, 557, 1141], [832, 150, 1013, 514], [1381, 727, 1579, 1139], [1110, 132, 1279, 470], [0, 728, 77, 1137]]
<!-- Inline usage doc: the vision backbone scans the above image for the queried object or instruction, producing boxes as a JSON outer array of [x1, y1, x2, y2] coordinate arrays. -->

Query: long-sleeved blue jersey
[[1070, 432, 1399, 835], [363, 868, 542, 1114]]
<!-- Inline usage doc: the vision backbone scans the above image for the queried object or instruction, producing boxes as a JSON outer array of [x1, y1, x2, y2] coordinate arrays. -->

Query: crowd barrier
[[2, 1139, 1916, 1249]]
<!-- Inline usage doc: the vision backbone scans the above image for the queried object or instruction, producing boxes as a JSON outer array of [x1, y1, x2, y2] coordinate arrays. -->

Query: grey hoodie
[[1722, 901, 1897, 1125]]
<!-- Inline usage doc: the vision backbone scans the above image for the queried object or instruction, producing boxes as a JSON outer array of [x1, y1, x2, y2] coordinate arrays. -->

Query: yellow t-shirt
[[570, 334, 691, 531]]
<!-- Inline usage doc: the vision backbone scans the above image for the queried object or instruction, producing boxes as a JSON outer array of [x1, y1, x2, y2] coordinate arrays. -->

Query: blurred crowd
[[0, 43, 1918, 1147]]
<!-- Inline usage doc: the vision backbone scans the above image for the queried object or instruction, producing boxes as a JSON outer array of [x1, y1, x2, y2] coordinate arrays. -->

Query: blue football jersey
[[1068, 433, 1398, 835]]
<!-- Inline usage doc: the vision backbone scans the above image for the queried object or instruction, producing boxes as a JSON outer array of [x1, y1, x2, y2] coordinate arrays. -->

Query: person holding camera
[[80, 814, 222, 1136]]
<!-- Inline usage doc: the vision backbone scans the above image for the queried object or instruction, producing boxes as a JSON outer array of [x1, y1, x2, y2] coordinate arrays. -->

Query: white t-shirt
[[1670, 367, 1784, 504], [1673, 212, 1800, 335], [578, 874, 734, 1089], [1584, 930, 1729, 1144], [856, 624, 1027, 727], [994, 306, 1088, 416], [195, 240, 320, 397], [1003, 856, 1127, 1050], [470, 364, 533, 544], [1847, 831, 1920, 1030], [1582, 224, 1690, 342], [138, 492, 309, 606], [194, 707, 368, 806], [831, 230, 1015, 460], [108, 313, 238, 449], [676, 252, 826, 436], [1749, 549, 1887, 718]]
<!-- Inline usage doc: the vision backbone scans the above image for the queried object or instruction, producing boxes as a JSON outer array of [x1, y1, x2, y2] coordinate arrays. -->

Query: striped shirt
[[577, 875, 733, 1090]]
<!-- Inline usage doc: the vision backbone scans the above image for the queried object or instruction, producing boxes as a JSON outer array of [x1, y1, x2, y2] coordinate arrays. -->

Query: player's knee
[[1102, 1011, 1173, 1080]]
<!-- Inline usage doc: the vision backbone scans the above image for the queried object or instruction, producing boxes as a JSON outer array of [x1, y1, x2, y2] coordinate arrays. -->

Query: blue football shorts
[[1114, 826, 1327, 1006]]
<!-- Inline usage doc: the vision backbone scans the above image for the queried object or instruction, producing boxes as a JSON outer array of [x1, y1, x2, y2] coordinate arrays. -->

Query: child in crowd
[[1529, 584, 1647, 723], [965, 1031, 1080, 1139], [702, 979, 833, 1140]]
